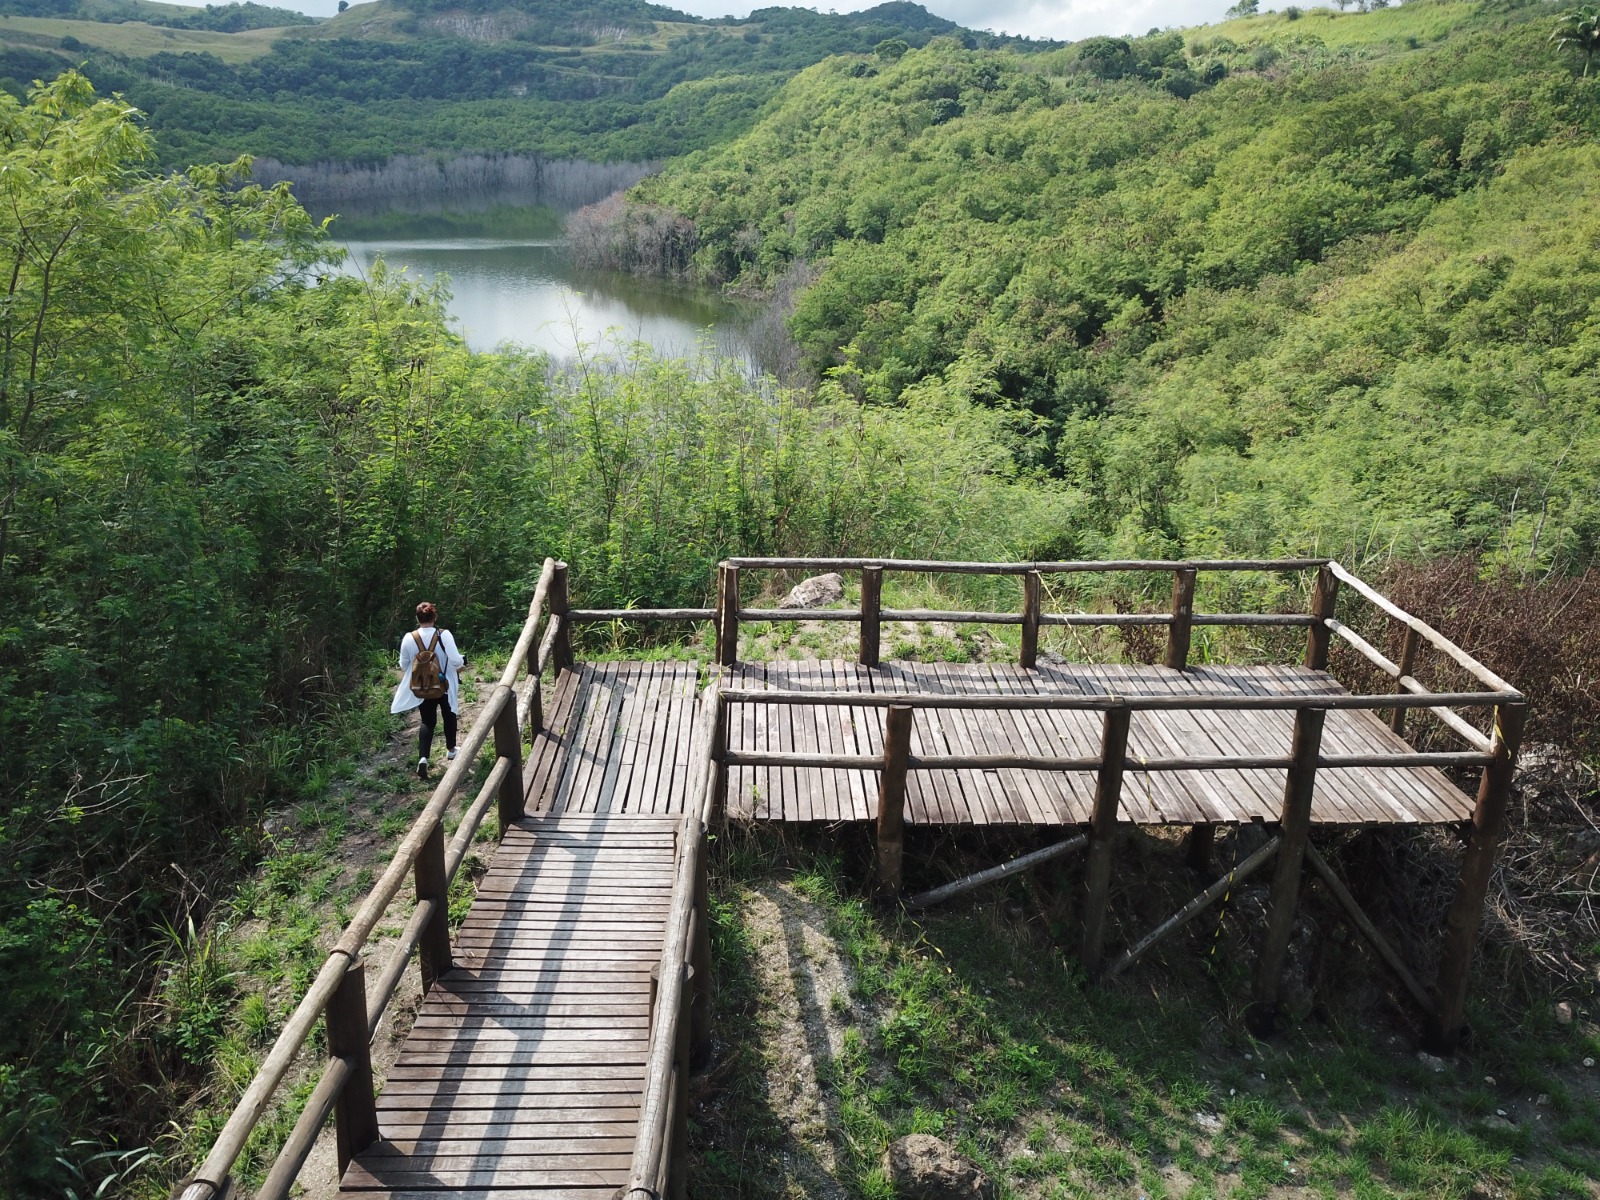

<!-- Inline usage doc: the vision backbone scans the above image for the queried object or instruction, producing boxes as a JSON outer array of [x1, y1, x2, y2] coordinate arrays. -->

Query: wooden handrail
[[719, 556, 1330, 573], [721, 748, 1493, 772], [716, 688, 1520, 711], [177, 558, 562, 1200], [1325, 562, 1517, 696], [623, 685, 720, 1200]]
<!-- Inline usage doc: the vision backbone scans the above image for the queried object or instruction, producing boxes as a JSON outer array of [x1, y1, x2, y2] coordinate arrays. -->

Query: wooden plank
[[803, 658, 841, 822], [524, 667, 585, 812], [931, 662, 1007, 823], [544, 664, 596, 814], [661, 663, 697, 815], [829, 660, 874, 821], [975, 662, 1053, 825], [639, 660, 674, 816], [565, 665, 622, 814], [615, 659, 661, 813], [986, 662, 1068, 824], [963, 661, 1044, 823], [343, 1163, 624, 1189]]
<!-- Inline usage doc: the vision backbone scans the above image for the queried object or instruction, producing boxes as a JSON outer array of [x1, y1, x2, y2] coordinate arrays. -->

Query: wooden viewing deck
[[180, 557, 1527, 1200]]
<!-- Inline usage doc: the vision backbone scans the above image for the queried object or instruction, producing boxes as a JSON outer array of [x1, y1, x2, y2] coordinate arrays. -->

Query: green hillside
[[0, 0, 1047, 165], [621, 0, 1600, 573]]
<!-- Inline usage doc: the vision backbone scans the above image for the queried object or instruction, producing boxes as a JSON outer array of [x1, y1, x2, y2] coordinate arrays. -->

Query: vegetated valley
[[0, 0, 1598, 1197]]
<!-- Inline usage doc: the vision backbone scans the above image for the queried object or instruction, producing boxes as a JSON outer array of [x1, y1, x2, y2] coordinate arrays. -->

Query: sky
[[212, 0, 1250, 42]]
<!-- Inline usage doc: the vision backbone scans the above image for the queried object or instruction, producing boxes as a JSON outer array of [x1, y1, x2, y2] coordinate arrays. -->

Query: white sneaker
[[417, 757, 429, 780], [446, 748, 459, 762]]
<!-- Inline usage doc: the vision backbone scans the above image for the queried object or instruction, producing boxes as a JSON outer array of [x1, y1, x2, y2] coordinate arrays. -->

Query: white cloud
[[667, 1, 1240, 41], [162, 0, 1251, 43]]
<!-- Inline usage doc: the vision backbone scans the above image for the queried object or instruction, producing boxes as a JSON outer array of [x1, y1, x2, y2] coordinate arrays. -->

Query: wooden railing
[[619, 684, 719, 1200], [581, 556, 1519, 1056], [175, 558, 570, 1200]]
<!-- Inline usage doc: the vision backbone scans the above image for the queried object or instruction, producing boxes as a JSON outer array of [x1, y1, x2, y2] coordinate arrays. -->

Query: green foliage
[[0, 0, 1049, 168], [632, 12, 1600, 571], [1549, 4, 1600, 76]]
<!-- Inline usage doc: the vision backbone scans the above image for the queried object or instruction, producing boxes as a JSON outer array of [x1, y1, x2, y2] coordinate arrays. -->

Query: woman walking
[[390, 601, 466, 780]]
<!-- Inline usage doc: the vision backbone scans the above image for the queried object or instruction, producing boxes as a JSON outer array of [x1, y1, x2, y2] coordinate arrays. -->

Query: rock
[[1554, 1000, 1575, 1026], [1416, 1051, 1448, 1074], [1484, 1115, 1515, 1132], [883, 1134, 992, 1200], [1584, 1057, 1595, 1068], [780, 572, 844, 609]]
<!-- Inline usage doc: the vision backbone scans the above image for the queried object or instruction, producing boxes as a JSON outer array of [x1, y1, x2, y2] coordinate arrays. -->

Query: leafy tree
[[1550, 4, 1600, 76]]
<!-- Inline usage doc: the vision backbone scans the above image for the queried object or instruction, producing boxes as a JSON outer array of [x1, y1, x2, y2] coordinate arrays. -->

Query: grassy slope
[[0, 14, 287, 60], [703, 840, 1600, 1200]]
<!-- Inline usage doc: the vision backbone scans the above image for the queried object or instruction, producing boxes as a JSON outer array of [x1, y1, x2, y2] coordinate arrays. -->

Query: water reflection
[[326, 208, 754, 362]]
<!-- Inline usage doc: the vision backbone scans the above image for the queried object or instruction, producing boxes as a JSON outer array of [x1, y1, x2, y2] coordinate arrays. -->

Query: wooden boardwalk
[[342, 814, 682, 1198], [719, 660, 1474, 827], [187, 559, 1521, 1200], [343, 655, 1474, 1195], [522, 662, 702, 816]]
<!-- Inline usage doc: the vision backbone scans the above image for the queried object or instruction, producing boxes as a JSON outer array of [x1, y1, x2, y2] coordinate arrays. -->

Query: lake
[[326, 207, 757, 363]]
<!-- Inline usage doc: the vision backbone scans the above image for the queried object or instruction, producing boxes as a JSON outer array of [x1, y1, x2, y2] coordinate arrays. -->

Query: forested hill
[[615, 0, 1600, 574], [0, 0, 1042, 165]]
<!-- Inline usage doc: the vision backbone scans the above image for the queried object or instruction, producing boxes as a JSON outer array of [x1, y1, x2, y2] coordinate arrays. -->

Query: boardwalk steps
[[344, 814, 681, 1197]]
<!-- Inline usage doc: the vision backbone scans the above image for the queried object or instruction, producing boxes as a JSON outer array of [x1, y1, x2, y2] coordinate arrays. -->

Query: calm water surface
[[328, 211, 753, 361]]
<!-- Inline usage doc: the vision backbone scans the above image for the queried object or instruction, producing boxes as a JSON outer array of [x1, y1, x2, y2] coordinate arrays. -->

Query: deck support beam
[[1390, 626, 1420, 735], [414, 822, 452, 991], [1080, 707, 1132, 979], [1248, 706, 1325, 1036], [715, 565, 740, 667], [1165, 566, 1197, 670], [549, 561, 573, 675], [1020, 569, 1042, 668], [328, 961, 379, 1174], [493, 689, 525, 831], [876, 705, 913, 893], [1429, 702, 1527, 1054], [1303, 843, 1433, 1017], [1305, 565, 1339, 670], [860, 564, 883, 667], [1185, 822, 1216, 873]]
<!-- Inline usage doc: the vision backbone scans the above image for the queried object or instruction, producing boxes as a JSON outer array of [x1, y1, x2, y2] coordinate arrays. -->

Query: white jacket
[[390, 626, 464, 714]]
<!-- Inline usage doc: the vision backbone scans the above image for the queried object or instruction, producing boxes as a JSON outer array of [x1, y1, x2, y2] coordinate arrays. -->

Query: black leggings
[[418, 695, 457, 760]]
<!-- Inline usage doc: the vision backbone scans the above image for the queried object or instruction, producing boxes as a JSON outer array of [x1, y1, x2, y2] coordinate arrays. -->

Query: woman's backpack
[[409, 630, 449, 700]]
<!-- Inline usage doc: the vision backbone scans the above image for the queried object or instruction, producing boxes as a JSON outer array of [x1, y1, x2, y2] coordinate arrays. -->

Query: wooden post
[[528, 669, 543, 739], [1429, 702, 1527, 1054], [1165, 567, 1197, 670], [715, 564, 740, 668], [1185, 822, 1216, 873], [876, 705, 913, 893], [690, 825, 713, 1069], [860, 564, 883, 667], [1080, 706, 1132, 979], [550, 560, 573, 674], [1304, 565, 1339, 671], [1248, 706, 1326, 1036], [493, 691, 525, 833], [1390, 625, 1420, 735], [710, 692, 729, 827], [668, 965, 692, 1200], [327, 960, 379, 1173], [1020, 569, 1042, 669], [414, 822, 452, 991]]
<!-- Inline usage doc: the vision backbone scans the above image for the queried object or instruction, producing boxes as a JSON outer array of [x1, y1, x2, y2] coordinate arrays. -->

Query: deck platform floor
[[342, 813, 682, 1199], [719, 660, 1474, 826], [515, 659, 1472, 827]]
